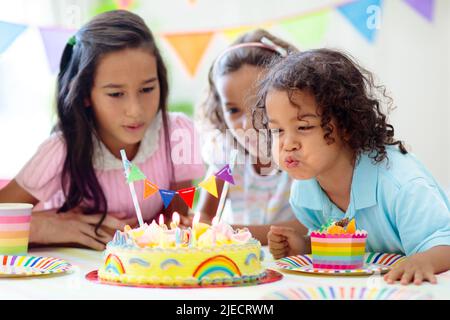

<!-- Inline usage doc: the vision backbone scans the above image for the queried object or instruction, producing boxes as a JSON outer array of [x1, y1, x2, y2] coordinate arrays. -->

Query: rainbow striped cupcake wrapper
[[310, 232, 367, 270]]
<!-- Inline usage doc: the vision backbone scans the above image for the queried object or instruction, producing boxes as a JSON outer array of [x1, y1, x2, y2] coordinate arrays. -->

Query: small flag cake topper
[[120, 149, 235, 215]]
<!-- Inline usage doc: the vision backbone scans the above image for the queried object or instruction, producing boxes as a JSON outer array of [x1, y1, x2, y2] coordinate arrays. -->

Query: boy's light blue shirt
[[289, 147, 450, 256]]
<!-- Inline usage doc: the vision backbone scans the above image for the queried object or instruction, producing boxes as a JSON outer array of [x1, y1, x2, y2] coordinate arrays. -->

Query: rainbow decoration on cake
[[310, 218, 367, 270], [192, 255, 241, 280], [104, 254, 126, 275]]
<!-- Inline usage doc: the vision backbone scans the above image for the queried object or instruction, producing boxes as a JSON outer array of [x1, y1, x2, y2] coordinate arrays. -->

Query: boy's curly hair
[[253, 49, 407, 163]]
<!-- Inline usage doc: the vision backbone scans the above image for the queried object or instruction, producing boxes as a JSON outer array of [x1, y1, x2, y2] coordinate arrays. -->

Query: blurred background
[[0, 0, 449, 193]]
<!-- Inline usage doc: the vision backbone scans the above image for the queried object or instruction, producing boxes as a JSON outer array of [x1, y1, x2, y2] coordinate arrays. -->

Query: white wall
[[0, 0, 449, 191]]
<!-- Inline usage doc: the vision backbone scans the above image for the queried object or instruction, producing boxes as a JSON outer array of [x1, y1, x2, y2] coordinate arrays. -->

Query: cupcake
[[310, 218, 367, 270]]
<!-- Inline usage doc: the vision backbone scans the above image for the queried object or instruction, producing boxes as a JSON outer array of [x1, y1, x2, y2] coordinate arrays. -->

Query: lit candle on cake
[[175, 228, 181, 248], [211, 216, 219, 245], [171, 212, 181, 247], [191, 212, 200, 247], [158, 214, 166, 248], [159, 214, 167, 230], [170, 212, 180, 229]]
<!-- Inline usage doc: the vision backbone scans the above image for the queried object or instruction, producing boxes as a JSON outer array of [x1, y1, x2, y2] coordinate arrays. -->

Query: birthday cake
[[98, 215, 265, 286], [310, 218, 367, 270]]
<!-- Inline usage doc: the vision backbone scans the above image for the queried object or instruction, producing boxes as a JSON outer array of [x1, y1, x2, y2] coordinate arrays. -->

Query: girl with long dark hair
[[0, 10, 204, 250]]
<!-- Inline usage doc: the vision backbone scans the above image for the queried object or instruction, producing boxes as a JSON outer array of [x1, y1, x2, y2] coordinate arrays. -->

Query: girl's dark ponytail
[[58, 37, 76, 77]]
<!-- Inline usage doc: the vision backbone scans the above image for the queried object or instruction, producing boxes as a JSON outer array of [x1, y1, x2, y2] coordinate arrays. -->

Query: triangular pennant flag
[[91, 0, 119, 15], [116, 0, 137, 10], [127, 164, 146, 183], [222, 26, 255, 43], [0, 21, 27, 54], [198, 175, 218, 198], [143, 179, 159, 200], [177, 187, 196, 208], [337, 0, 382, 43], [404, 0, 435, 22], [214, 165, 235, 185], [39, 27, 76, 73], [159, 189, 177, 209], [280, 9, 331, 48], [164, 32, 214, 77]]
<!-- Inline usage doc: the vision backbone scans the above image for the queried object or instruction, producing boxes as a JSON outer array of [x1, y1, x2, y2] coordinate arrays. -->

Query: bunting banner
[[0, 0, 435, 74], [337, 0, 382, 43], [163, 31, 214, 77], [39, 27, 76, 73], [404, 0, 435, 22], [177, 187, 197, 208], [120, 159, 233, 209], [0, 21, 27, 54]]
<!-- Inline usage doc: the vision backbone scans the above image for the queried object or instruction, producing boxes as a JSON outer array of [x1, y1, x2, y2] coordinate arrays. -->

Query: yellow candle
[[191, 212, 200, 246]]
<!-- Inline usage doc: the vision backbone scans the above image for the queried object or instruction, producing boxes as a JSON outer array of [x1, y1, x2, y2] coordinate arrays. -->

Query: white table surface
[[1, 247, 449, 300]]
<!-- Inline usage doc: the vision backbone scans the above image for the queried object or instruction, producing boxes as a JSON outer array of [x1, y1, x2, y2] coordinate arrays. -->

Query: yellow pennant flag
[[198, 175, 218, 198], [222, 26, 254, 43], [143, 179, 159, 200], [164, 32, 214, 77]]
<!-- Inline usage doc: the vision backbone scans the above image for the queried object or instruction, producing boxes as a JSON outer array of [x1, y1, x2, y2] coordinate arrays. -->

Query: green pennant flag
[[127, 164, 146, 183], [280, 9, 331, 49]]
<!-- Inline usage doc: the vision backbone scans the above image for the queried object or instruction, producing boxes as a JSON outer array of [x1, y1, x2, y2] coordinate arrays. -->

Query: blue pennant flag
[[337, 0, 382, 43], [0, 21, 27, 54], [159, 189, 177, 209]]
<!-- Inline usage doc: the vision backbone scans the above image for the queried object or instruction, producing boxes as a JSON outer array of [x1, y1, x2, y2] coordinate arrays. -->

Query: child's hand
[[30, 209, 138, 251], [384, 253, 437, 285], [268, 225, 308, 260]]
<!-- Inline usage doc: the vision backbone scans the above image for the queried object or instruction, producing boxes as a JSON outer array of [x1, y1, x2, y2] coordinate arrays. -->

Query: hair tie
[[68, 35, 77, 47]]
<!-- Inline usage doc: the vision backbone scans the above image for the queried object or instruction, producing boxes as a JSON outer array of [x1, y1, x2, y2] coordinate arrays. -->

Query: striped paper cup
[[0, 203, 33, 255], [310, 231, 367, 270]]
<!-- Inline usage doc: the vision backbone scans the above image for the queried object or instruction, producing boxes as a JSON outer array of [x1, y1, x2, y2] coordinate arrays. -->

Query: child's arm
[[0, 179, 39, 204], [384, 245, 450, 285], [195, 178, 225, 222], [234, 219, 308, 245], [0, 179, 136, 250]]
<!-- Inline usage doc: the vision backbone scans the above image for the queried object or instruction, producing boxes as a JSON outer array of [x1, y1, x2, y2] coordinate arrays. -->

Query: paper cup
[[0, 203, 33, 255]]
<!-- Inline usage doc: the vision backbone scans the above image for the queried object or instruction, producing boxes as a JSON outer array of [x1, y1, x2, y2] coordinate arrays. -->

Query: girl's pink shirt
[[15, 112, 205, 221]]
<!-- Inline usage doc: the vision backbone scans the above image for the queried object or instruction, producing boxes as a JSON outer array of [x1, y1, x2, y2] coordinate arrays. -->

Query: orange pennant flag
[[143, 179, 159, 200], [164, 31, 214, 77], [198, 175, 218, 198], [177, 187, 196, 208]]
